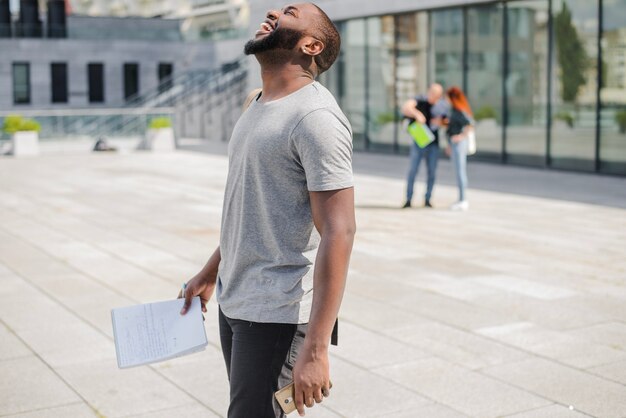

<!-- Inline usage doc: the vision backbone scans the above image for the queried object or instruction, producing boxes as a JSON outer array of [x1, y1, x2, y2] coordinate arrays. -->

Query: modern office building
[[246, 0, 626, 175], [66, 0, 249, 41], [0, 0, 243, 111]]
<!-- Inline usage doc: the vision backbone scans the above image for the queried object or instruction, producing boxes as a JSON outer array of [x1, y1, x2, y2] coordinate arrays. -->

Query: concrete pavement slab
[[375, 358, 551, 417], [323, 356, 432, 417], [0, 322, 31, 361], [0, 356, 81, 416], [56, 358, 197, 418], [588, 360, 626, 385], [477, 322, 626, 369], [386, 322, 530, 370], [1, 149, 625, 417], [122, 402, 220, 418], [1, 403, 97, 418], [504, 404, 590, 417], [379, 403, 469, 418], [482, 358, 626, 418]]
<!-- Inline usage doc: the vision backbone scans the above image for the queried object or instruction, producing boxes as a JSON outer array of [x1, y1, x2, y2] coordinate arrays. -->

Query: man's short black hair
[[311, 4, 341, 75]]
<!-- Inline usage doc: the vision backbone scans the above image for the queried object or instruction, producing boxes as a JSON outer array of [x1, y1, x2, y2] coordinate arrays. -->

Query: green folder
[[407, 122, 435, 148]]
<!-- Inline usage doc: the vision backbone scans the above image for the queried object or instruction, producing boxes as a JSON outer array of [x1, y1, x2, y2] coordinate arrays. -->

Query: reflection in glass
[[395, 12, 430, 152], [341, 19, 366, 150], [551, 0, 598, 171], [600, 0, 626, 174], [366, 16, 396, 151], [506, 0, 550, 165], [431, 9, 463, 89], [467, 4, 504, 159], [12, 63, 30, 104]]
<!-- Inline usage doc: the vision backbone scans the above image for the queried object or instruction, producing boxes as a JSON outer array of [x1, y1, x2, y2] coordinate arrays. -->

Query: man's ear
[[300, 37, 324, 57]]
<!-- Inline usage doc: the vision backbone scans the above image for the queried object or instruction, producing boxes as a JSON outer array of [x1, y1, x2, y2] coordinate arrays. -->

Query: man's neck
[[258, 59, 315, 102]]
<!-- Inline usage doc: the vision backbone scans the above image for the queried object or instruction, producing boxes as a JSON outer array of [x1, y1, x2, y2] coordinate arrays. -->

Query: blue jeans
[[450, 139, 468, 201], [406, 141, 439, 202]]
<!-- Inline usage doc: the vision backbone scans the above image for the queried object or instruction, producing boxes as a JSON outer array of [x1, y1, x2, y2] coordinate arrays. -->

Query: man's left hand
[[292, 343, 330, 416]]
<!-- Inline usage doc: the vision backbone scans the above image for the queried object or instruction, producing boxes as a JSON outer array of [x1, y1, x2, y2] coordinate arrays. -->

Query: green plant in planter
[[149, 117, 172, 129], [615, 110, 626, 134], [474, 106, 497, 122], [2, 115, 41, 134], [554, 111, 574, 128], [376, 112, 396, 126], [20, 119, 41, 132]]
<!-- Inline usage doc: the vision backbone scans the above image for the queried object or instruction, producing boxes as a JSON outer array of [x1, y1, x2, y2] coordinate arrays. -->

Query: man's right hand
[[414, 111, 427, 124], [178, 274, 216, 315], [179, 247, 221, 315]]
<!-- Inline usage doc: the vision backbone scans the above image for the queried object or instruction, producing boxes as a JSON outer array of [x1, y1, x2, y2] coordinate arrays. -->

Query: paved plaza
[[0, 145, 625, 418]]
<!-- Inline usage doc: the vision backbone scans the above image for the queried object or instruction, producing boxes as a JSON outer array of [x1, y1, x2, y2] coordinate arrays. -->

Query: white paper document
[[111, 297, 208, 369]]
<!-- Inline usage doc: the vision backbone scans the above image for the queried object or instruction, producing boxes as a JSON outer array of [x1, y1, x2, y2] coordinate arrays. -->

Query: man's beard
[[244, 27, 303, 56]]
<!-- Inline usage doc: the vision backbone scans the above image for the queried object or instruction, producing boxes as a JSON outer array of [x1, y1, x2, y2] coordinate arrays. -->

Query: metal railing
[[0, 57, 249, 144]]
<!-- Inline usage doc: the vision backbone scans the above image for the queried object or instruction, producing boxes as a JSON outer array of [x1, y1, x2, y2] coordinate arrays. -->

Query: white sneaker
[[450, 201, 469, 211]]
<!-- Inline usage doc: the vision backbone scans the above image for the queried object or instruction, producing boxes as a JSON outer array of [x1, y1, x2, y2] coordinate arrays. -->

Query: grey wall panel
[[0, 39, 220, 110], [248, 0, 496, 24]]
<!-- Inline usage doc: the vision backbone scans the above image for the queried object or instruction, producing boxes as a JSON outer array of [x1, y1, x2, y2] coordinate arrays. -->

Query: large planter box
[[12, 131, 40, 156], [143, 127, 176, 152]]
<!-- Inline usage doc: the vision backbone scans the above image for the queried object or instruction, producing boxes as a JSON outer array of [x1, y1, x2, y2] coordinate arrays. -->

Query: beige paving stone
[[329, 321, 430, 369], [379, 403, 468, 417], [0, 276, 79, 334], [57, 358, 195, 418], [18, 322, 115, 368], [0, 356, 81, 416], [4, 403, 97, 418], [346, 271, 515, 331], [153, 346, 231, 416], [568, 321, 626, 351], [588, 360, 626, 385], [504, 404, 591, 418], [122, 402, 219, 418], [482, 358, 626, 418], [469, 274, 578, 300], [477, 321, 626, 369], [324, 357, 432, 417], [1, 151, 626, 417], [472, 292, 610, 331], [386, 322, 529, 370], [338, 292, 430, 333], [375, 358, 551, 418], [407, 276, 503, 302], [0, 322, 31, 361]]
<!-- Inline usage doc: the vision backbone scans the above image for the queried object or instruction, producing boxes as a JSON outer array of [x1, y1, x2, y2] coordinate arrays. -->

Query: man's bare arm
[[179, 246, 221, 315], [401, 99, 426, 123], [293, 187, 356, 416]]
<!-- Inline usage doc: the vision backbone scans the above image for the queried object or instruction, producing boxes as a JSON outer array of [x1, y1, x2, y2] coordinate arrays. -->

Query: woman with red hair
[[446, 86, 474, 211]]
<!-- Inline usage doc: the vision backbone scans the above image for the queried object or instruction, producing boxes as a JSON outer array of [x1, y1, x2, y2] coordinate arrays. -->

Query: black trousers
[[219, 308, 307, 418]]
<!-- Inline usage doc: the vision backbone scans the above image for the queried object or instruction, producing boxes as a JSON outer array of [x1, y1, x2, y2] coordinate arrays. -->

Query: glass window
[[88, 63, 105, 103], [13, 62, 30, 105], [341, 19, 367, 150], [467, 4, 504, 160], [124, 63, 140, 101], [51, 62, 68, 104], [551, 0, 598, 171], [600, 0, 626, 175], [431, 9, 463, 89], [158, 63, 174, 93], [366, 16, 396, 152], [395, 12, 430, 154], [506, 1, 550, 166]]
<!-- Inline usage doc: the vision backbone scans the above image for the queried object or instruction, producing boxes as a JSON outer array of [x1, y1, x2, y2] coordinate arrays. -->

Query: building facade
[[1, 1, 242, 111], [247, 0, 626, 175]]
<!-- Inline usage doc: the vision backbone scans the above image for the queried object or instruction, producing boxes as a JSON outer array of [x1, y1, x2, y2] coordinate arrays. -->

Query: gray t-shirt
[[217, 81, 353, 324]]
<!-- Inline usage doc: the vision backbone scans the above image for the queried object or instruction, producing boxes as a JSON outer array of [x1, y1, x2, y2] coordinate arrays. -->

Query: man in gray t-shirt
[[179, 3, 355, 417]]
